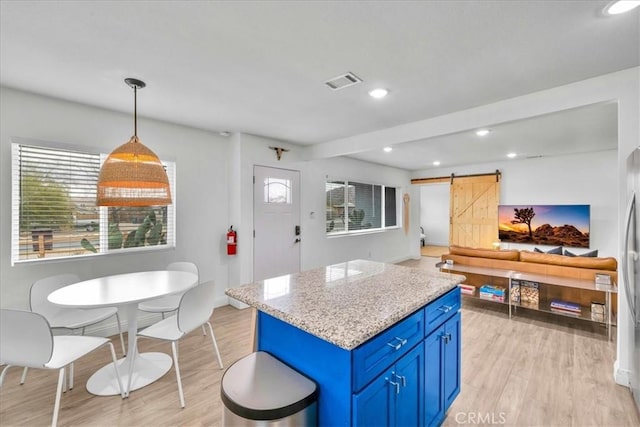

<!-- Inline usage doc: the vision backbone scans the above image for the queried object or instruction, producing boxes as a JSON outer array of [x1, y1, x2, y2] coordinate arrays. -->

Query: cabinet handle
[[394, 373, 407, 387], [386, 336, 407, 350], [385, 377, 400, 394], [440, 333, 450, 344], [438, 305, 453, 313]]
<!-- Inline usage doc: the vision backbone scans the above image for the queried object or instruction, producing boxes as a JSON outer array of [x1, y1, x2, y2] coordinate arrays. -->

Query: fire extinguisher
[[227, 226, 237, 255]]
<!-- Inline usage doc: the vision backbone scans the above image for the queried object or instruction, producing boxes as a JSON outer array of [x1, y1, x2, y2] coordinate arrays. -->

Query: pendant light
[[96, 78, 172, 206]]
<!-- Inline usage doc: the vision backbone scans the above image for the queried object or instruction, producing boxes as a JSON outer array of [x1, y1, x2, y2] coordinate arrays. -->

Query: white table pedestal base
[[86, 352, 172, 396]]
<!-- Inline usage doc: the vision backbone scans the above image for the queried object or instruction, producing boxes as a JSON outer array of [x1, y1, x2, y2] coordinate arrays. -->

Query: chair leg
[[20, 367, 28, 385], [115, 312, 126, 356], [69, 363, 74, 390], [0, 365, 12, 388], [106, 342, 125, 399], [205, 322, 224, 369], [201, 324, 207, 336], [52, 368, 65, 427], [171, 341, 185, 408]]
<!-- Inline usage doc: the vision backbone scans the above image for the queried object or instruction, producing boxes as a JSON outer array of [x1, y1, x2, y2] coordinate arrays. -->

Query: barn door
[[449, 175, 500, 249]]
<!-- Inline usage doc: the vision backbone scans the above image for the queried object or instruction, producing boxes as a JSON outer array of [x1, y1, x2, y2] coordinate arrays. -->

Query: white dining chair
[[135, 281, 223, 408], [138, 262, 198, 317], [138, 262, 206, 335], [30, 273, 126, 354], [20, 273, 127, 388], [0, 309, 125, 427]]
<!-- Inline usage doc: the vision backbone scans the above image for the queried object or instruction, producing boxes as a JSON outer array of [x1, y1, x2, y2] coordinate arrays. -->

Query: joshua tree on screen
[[511, 207, 536, 239]]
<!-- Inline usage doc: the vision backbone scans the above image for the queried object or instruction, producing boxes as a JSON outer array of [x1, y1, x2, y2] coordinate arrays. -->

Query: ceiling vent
[[324, 72, 362, 90]]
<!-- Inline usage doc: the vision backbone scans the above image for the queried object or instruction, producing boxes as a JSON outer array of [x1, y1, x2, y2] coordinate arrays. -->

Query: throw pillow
[[534, 246, 563, 255], [563, 249, 598, 257]]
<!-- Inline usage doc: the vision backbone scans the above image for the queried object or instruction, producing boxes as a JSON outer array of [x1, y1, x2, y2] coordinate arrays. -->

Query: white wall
[[226, 133, 415, 306], [419, 184, 449, 246], [415, 149, 618, 257], [304, 156, 414, 267], [0, 87, 231, 335]]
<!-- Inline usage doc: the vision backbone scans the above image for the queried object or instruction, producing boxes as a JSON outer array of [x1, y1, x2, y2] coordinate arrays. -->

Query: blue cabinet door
[[395, 344, 425, 427], [353, 365, 394, 427], [443, 312, 461, 409], [424, 324, 444, 427]]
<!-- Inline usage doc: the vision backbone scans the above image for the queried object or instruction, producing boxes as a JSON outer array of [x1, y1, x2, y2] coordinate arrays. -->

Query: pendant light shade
[[97, 78, 172, 206]]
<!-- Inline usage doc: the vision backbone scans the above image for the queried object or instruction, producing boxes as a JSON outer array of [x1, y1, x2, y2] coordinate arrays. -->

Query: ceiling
[[1, 1, 637, 170]]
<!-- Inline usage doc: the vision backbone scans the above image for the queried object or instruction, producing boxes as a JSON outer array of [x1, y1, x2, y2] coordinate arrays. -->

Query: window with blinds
[[325, 179, 399, 235], [11, 142, 176, 264]]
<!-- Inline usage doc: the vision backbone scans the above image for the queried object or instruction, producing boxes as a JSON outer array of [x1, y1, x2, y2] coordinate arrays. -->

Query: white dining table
[[48, 270, 198, 397]]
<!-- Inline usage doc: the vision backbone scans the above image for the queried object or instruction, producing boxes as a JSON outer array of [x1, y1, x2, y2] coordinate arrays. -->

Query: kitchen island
[[226, 259, 465, 426]]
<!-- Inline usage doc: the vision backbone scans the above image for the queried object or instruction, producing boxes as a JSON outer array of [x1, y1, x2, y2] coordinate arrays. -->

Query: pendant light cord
[[133, 85, 138, 138]]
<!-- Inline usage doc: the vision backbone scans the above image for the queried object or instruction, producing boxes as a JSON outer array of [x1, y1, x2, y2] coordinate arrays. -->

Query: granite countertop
[[226, 259, 466, 350]]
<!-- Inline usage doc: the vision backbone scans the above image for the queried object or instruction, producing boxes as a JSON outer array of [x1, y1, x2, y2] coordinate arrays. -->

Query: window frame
[[325, 178, 401, 237], [11, 139, 176, 265]]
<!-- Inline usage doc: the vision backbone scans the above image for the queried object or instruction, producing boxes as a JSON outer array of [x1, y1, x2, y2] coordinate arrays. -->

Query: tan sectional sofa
[[442, 245, 617, 282]]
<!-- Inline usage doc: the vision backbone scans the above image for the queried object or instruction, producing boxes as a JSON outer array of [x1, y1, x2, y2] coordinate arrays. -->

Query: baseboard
[[388, 255, 418, 264], [228, 297, 249, 310], [614, 359, 632, 387]]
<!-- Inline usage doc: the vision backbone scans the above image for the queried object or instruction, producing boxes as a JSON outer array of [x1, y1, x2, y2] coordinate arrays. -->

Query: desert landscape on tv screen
[[498, 205, 590, 248]]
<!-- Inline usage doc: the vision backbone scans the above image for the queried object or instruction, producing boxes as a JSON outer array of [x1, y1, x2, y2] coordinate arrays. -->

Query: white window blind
[[11, 142, 176, 264]]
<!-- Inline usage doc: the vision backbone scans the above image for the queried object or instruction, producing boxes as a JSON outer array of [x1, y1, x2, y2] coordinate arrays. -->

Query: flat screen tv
[[498, 205, 590, 248]]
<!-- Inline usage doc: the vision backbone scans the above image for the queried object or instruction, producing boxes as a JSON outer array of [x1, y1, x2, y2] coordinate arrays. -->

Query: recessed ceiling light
[[383, 146, 393, 152], [369, 88, 389, 99], [433, 161, 441, 166], [604, 1, 640, 15], [475, 129, 491, 137], [507, 153, 517, 158]]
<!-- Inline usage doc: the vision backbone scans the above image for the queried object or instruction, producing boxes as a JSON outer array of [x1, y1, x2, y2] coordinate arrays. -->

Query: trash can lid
[[221, 351, 318, 421]]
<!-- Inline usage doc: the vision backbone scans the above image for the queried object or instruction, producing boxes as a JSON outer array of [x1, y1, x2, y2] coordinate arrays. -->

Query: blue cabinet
[[257, 287, 461, 426], [425, 311, 461, 427], [353, 343, 425, 426]]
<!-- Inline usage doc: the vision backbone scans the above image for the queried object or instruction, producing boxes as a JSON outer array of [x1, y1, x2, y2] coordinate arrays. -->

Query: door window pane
[[264, 177, 291, 204]]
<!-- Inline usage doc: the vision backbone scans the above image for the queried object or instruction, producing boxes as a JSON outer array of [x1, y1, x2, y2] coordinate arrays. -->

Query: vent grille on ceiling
[[324, 72, 362, 90]]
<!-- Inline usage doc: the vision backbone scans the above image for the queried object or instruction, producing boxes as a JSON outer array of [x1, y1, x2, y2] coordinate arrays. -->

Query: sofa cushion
[[449, 245, 520, 261], [563, 249, 598, 257], [520, 250, 616, 270], [533, 246, 563, 255]]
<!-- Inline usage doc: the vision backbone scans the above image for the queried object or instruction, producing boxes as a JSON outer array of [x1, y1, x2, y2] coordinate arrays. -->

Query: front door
[[253, 165, 301, 281], [449, 175, 500, 249]]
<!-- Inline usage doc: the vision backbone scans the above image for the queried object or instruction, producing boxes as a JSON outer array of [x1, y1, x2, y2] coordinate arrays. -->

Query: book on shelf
[[511, 279, 539, 307], [550, 299, 581, 313], [479, 293, 505, 302], [459, 284, 476, 295], [479, 284, 505, 296], [478, 285, 505, 302], [550, 307, 582, 317]]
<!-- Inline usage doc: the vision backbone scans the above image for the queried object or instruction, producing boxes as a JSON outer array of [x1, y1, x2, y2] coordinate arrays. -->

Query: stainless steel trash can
[[221, 351, 318, 426]]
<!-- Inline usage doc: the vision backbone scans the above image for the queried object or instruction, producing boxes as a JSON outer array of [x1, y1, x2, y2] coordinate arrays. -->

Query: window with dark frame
[[325, 179, 399, 235]]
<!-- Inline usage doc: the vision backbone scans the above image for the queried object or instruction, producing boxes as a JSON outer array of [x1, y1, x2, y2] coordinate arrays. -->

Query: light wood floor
[[1, 261, 639, 426], [421, 245, 450, 258]]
